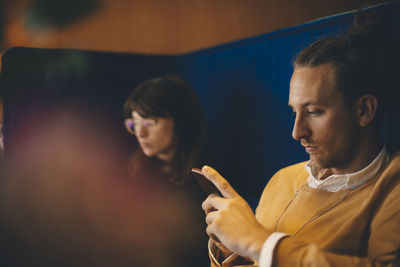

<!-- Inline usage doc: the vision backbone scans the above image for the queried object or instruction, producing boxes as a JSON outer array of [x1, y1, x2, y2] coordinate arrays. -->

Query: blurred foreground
[[0, 107, 199, 267]]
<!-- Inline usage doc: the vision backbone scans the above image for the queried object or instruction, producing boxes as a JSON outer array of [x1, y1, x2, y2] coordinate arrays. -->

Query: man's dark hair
[[293, 2, 400, 122]]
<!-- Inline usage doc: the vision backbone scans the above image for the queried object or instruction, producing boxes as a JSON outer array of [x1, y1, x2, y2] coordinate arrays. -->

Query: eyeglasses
[[124, 117, 157, 135]]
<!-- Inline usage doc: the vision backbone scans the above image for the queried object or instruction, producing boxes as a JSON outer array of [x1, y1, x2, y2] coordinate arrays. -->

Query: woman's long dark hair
[[124, 75, 207, 184]]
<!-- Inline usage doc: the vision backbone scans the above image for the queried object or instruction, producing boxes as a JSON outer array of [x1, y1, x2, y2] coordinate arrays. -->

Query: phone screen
[[191, 168, 221, 196]]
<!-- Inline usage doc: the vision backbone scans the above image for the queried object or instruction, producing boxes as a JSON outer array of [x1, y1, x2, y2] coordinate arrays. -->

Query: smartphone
[[191, 168, 221, 196]]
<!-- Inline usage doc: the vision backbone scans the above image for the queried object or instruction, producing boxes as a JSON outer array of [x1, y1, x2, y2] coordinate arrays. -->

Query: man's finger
[[205, 210, 218, 225], [203, 194, 228, 211], [206, 225, 221, 243], [202, 193, 220, 214], [201, 165, 238, 198]]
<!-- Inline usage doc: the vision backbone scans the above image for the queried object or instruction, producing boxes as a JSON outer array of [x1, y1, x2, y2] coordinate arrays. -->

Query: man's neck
[[332, 136, 382, 175], [312, 136, 382, 180]]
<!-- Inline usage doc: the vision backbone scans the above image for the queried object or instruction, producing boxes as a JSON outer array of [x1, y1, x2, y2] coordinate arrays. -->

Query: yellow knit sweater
[[210, 152, 400, 266]]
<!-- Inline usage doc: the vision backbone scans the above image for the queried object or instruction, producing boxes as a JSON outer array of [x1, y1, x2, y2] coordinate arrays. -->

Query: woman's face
[[126, 111, 176, 161]]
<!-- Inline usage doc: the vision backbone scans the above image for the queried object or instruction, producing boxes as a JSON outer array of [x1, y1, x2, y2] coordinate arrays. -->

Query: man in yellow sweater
[[201, 12, 400, 267]]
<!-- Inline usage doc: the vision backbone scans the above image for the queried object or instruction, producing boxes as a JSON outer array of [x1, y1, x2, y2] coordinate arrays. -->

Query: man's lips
[[304, 145, 317, 153]]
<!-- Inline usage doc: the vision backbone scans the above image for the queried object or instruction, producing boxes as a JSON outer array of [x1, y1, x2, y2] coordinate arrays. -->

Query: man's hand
[[201, 166, 271, 261]]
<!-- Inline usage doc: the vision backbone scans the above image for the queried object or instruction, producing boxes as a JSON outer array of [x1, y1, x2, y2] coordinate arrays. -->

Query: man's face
[[288, 63, 361, 173]]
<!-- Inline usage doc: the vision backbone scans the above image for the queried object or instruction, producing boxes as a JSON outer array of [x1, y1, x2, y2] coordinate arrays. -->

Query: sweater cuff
[[259, 232, 288, 267]]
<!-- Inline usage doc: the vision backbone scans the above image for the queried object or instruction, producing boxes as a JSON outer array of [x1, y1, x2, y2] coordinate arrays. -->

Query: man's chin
[[309, 155, 326, 169], [309, 157, 334, 179]]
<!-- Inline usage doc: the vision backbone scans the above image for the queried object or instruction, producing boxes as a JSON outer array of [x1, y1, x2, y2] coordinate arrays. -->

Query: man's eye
[[307, 110, 321, 115]]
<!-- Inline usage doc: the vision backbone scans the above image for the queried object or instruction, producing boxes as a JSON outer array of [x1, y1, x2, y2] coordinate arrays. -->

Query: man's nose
[[292, 114, 310, 141]]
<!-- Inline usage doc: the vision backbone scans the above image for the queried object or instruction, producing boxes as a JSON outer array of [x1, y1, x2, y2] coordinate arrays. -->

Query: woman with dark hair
[[123, 75, 209, 266], [124, 75, 207, 184]]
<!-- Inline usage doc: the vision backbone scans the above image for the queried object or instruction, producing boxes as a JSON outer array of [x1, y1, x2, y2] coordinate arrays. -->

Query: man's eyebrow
[[288, 102, 319, 109]]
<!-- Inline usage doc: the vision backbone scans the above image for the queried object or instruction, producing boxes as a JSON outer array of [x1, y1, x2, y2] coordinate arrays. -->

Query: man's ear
[[356, 94, 378, 127]]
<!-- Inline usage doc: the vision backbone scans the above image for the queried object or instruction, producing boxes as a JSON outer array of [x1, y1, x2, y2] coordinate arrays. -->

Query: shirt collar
[[305, 147, 390, 192]]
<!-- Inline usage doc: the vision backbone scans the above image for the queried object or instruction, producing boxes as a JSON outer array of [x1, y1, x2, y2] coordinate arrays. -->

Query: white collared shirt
[[259, 147, 389, 267]]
